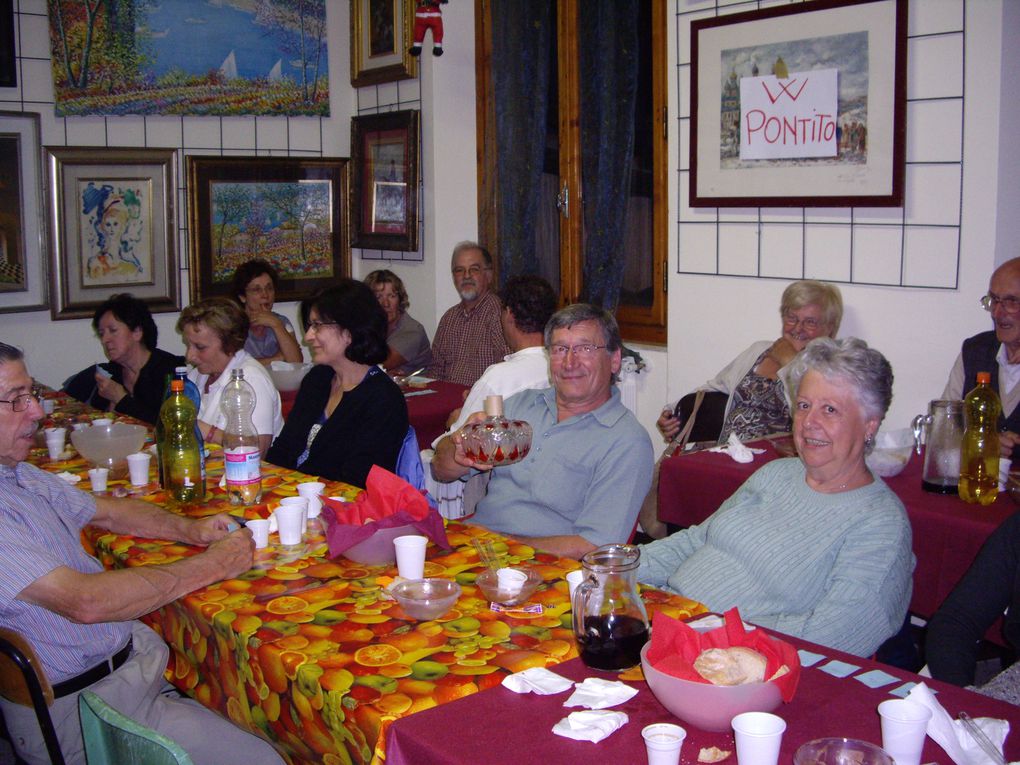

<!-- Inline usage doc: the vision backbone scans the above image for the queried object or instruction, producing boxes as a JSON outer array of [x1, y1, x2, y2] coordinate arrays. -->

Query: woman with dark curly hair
[[266, 279, 409, 487], [63, 293, 184, 424], [231, 259, 303, 365]]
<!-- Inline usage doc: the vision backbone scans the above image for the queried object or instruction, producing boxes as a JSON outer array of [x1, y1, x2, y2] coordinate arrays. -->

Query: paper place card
[[854, 669, 900, 689], [818, 660, 860, 678], [797, 649, 826, 667], [890, 682, 918, 698], [403, 389, 438, 398]]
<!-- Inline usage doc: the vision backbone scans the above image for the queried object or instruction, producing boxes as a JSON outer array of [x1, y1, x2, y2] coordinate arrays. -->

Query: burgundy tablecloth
[[386, 633, 1020, 765], [658, 443, 1018, 618], [406, 380, 469, 450]]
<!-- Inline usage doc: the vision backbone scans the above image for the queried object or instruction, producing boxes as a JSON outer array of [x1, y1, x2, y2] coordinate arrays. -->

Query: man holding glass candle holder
[[432, 305, 653, 559], [0, 343, 283, 764]]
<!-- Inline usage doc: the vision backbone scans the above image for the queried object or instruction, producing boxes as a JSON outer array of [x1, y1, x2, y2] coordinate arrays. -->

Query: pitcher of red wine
[[572, 544, 650, 671]]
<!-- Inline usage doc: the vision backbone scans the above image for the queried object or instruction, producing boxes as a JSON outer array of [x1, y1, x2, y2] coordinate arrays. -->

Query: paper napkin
[[552, 710, 629, 743], [709, 433, 766, 463], [906, 682, 1011, 765], [563, 677, 638, 709], [501, 667, 573, 695]]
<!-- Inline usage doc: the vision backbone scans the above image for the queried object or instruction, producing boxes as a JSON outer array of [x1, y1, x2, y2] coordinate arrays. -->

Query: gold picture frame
[[351, 0, 417, 87]]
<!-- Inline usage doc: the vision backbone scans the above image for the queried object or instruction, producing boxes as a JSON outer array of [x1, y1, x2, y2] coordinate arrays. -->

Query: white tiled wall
[[676, 0, 966, 290]]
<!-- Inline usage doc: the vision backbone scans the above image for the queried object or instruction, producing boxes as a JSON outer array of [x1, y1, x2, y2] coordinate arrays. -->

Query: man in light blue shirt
[[433, 305, 653, 559]]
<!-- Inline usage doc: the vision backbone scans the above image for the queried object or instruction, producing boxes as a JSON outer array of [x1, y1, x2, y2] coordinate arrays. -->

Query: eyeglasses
[[980, 293, 1020, 313], [782, 312, 822, 332], [0, 388, 41, 413], [452, 265, 490, 278], [306, 320, 339, 332], [549, 344, 607, 358]]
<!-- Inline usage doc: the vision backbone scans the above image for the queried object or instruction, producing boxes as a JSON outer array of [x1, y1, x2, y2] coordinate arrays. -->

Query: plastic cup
[[878, 699, 932, 765], [279, 496, 309, 532], [72, 422, 90, 432], [41, 399, 55, 415], [732, 712, 787, 765], [126, 452, 151, 486], [91, 418, 112, 427], [88, 468, 109, 493], [496, 567, 527, 595], [998, 457, 1011, 490], [274, 504, 305, 547], [296, 481, 325, 518], [393, 535, 428, 579], [566, 570, 585, 600], [642, 723, 686, 765], [246, 519, 271, 549], [46, 439, 64, 461]]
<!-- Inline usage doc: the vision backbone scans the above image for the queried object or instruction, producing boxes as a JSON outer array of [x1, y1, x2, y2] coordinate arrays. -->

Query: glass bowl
[[794, 738, 894, 765], [475, 566, 543, 606], [70, 422, 147, 477], [389, 578, 461, 621]]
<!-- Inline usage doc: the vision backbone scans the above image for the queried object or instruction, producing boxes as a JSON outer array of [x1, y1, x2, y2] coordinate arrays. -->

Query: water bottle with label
[[221, 368, 262, 505]]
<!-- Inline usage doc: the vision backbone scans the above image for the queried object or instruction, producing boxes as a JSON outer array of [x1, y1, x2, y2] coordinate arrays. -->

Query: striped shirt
[[427, 291, 510, 387], [0, 462, 130, 682]]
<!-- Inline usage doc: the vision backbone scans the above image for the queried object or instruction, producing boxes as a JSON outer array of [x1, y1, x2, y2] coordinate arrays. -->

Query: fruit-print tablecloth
[[30, 394, 707, 765]]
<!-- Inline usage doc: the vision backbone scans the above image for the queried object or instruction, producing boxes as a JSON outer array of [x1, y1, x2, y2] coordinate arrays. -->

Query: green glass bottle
[[959, 371, 1002, 505], [160, 379, 205, 504]]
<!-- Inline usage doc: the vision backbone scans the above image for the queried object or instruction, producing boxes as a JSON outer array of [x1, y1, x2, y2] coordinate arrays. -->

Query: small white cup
[[126, 452, 151, 486], [393, 535, 428, 579], [496, 567, 527, 595], [91, 418, 112, 427], [732, 712, 786, 765], [72, 422, 90, 432], [998, 457, 1011, 491], [246, 518, 271, 549], [642, 723, 686, 765], [279, 496, 309, 532], [296, 481, 325, 518], [878, 699, 932, 765], [41, 399, 55, 415], [88, 467, 109, 493], [46, 439, 64, 461], [566, 570, 585, 601], [274, 504, 305, 547]]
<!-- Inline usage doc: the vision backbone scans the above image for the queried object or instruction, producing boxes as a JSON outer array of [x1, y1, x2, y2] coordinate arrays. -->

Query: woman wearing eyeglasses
[[657, 280, 843, 445], [265, 280, 409, 488], [230, 259, 303, 366], [941, 257, 1020, 459]]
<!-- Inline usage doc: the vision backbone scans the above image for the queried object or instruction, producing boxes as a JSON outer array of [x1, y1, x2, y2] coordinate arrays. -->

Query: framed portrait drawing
[[690, 0, 907, 207], [45, 147, 178, 320], [186, 156, 350, 303], [351, 0, 417, 87], [0, 112, 47, 314], [350, 110, 419, 251]]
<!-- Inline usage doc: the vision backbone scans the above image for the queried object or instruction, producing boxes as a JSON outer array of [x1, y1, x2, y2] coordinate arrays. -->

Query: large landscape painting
[[48, 0, 329, 116]]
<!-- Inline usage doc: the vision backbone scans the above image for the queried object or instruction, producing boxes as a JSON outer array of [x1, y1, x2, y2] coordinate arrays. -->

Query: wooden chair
[[79, 690, 193, 765], [0, 628, 65, 765]]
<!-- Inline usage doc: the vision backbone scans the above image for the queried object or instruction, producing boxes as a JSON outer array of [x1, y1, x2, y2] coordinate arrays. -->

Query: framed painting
[[351, 0, 417, 87], [0, 112, 47, 314], [187, 156, 350, 303], [351, 110, 419, 251], [0, 0, 14, 88], [689, 0, 907, 207], [45, 147, 178, 320]]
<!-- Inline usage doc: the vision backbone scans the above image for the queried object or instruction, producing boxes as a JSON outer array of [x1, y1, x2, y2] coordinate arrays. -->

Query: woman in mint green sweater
[[639, 337, 913, 657]]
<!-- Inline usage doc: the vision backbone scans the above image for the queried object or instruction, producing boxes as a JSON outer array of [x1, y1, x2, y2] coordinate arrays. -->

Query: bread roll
[[693, 646, 767, 686]]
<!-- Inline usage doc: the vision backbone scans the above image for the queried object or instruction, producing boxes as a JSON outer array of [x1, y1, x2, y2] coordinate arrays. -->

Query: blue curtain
[[491, 1, 553, 283], [578, 0, 639, 312]]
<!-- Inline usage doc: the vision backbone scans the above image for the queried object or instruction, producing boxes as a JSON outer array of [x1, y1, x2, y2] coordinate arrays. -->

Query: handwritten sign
[[739, 69, 838, 160]]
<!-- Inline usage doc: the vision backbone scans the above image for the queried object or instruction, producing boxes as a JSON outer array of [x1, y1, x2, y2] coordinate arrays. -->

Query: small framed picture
[[351, 0, 417, 87], [351, 110, 420, 251]]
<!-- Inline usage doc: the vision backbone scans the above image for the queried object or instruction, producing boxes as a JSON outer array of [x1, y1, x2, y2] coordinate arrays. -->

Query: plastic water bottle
[[156, 367, 205, 487], [221, 369, 262, 505], [959, 371, 1002, 505], [160, 379, 205, 503]]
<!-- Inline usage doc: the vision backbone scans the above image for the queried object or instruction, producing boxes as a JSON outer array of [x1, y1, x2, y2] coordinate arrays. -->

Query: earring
[[864, 433, 874, 448]]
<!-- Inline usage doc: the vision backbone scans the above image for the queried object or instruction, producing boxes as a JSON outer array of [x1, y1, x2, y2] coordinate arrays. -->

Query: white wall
[[1, 0, 1017, 448]]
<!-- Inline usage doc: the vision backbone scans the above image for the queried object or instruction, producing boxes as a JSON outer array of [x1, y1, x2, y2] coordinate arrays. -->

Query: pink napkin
[[319, 466, 449, 557], [646, 607, 801, 703]]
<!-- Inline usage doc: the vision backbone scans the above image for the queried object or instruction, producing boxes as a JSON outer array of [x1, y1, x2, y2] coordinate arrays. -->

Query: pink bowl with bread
[[640, 642, 784, 732]]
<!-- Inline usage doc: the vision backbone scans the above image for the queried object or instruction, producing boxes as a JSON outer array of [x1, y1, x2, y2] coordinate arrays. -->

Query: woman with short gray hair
[[640, 337, 913, 657]]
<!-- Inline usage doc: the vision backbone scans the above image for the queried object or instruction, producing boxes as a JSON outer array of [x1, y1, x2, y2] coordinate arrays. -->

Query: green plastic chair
[[78, 690, 193, 765]]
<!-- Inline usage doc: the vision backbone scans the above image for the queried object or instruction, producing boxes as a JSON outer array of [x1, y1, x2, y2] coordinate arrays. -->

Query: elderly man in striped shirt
[[0, 342, 283, 765]]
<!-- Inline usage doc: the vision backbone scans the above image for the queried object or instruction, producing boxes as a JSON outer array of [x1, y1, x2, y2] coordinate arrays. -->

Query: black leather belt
[[52, 639, 132, 699]]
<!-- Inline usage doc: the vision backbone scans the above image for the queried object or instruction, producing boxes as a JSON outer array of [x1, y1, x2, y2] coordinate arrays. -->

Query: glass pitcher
[[571, 544, 650, 671], [911, 400, 964, 494]]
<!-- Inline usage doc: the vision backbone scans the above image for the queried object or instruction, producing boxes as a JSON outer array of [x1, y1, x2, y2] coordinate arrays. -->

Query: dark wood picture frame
[[0, 0, 14, 89], [186, 156, 351, 303], [689, 0, 907, 207], [0, 111, 47, 313], [350, 0, 417, 87], [351, 109, 420, 251]]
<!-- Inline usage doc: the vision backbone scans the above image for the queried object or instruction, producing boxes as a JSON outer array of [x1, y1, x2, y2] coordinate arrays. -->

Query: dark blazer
[[266, 365, 408, 488], [63, 348, 183, 425]]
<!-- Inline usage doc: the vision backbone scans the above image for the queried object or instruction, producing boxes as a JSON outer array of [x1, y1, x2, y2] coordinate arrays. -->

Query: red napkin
[[646, 607, 800, 703], [319, 466, 449, 557]]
